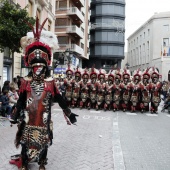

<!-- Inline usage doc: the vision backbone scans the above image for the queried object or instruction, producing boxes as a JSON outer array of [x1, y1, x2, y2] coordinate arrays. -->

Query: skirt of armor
[[21, 125, 49, 162], [97, 95, 104, 105], [123, 94, 130, 104], [152, 96, 161, 106], [66, 91, 72, 101], [90, 93, 96, 103], [105, 95, 112, 105], [81, 93, 88, 102], [131, 95, 138, 106], [142, 96, 150, 105], [113, 95, 120, 102]]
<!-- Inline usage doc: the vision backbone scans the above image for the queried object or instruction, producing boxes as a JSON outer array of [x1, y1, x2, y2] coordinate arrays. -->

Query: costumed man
[[63, 64, 74, 107], [9, 17, 78, 170], [96, 69, 106, 110], [149, 67, 162, 113], [112, 69, 122, 111], [162, 80, 169, 101], [120, 69, 131, 112], [104, 69, 114, 111], [140, 68, 151, 113], [71, 66, 82, 108], [130, 69, 142, 112], [79, 68, 90, 109], [88, 66, 99, 110]]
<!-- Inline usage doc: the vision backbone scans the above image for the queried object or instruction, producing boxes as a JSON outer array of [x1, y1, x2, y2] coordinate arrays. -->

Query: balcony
[[48, 2, 52, 12], [72, 0, 84, 7], [55, 25, 83, 38], [37, 0, 48, 6], [67, 7, 84, 23], [58, 44, 84, 56], [66, 25, 83, 39]]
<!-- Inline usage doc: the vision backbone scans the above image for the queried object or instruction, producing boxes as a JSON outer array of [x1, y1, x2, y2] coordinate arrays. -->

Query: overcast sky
[[125, 0, 170, 51]]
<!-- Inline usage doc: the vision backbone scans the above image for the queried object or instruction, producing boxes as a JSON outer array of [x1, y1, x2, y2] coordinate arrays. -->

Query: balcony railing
[[58, 44, 84, 56], [48, 2, 52, 12], [67, 7, 84, 22], [66, 25, 83, 38], [55, 25, 83, 38], [79, 0, 84, 6], [37, 0, 47, 6]]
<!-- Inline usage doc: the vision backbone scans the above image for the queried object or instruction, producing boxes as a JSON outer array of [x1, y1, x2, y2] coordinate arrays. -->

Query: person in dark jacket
[[2, 80, 10, 93], [1, 90, 12, 117]]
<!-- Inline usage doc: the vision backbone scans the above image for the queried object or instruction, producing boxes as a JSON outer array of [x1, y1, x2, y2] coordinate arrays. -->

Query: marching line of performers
[[55, 65, 165, 113]]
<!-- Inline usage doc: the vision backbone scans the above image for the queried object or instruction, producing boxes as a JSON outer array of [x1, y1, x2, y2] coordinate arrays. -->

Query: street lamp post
[[65, 48, 73, 64]]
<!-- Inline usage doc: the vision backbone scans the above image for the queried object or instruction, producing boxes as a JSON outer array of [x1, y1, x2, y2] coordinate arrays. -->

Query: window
[[147, 41, 149, 63], [59, 0, 67, 9], [81, 43, 84, 49], [163, 25, 169, 32], [58, 36, 68, 44], [81, 27, 84, 33], [143, 32, 145, 39], [143, 43, 145, 63], [139, 45, 141, 64], [163, 38, 169, 46], [140, 35, 142, 41], [148, 29, 150, 36], [81, 12, 85, 16], [55, 19, 67, 26]]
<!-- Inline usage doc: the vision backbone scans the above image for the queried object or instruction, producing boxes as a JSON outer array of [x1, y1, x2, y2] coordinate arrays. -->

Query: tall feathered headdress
[[20, 16, 59, 67]]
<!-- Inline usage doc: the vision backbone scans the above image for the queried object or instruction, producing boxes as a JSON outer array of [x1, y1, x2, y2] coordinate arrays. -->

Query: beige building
[[0, 0, 90, 87], [0, 0, 56, 86], [55, 0, 90, 69], [127, 12, 170, 81]]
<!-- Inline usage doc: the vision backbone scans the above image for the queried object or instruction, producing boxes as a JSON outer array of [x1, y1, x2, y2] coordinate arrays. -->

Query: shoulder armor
[[44, 77, 54, 82]]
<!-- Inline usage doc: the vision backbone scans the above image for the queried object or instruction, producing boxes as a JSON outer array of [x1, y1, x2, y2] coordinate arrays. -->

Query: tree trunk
[[12, 51, 14, 79]]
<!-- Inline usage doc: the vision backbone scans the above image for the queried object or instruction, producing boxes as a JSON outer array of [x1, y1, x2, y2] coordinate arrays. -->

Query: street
[[0, 102, 170, 170]]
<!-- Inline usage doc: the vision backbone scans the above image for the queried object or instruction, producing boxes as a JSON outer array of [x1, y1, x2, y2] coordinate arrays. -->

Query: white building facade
[[127, 12, 170, 81]]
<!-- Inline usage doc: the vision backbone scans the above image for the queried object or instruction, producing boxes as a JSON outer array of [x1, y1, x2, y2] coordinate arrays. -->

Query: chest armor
[[72, 82, 80, 101], [65, 79, 72, 101]]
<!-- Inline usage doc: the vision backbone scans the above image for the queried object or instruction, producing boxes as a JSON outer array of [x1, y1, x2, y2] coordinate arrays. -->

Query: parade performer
[[130, 69, 142, 112], [88, 66, 99, 109], [120, 69, 131, 112], [104, 69, 114, 111], [161, 80, 169, 101], [140, 68, 151, 113], [9, 17, 78, 170], [71, 66, 82, 108], [79, 68, 90, 109], [63, 64, 74, 107], [112, 69, 122, 111], [96, 69, 106, 110], [150, 67, 162, 113]]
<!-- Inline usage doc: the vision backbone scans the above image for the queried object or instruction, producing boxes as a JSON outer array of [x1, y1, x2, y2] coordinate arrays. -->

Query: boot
[[21, 165, 28, 170], [39, 164, 46, 170]]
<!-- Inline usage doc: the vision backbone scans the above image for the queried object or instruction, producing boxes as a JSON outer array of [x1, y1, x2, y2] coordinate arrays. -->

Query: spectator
[[9, 87, 19, 107], [16, 75, 22, 89], [10, 77, 19, 92], [1, 89, 12, 117], [162, 81, 169, 101], [2, 80, 10, 93]]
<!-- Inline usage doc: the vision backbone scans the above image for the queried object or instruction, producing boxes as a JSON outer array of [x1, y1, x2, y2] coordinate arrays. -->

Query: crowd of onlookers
[[0, 76, 22, 118]]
